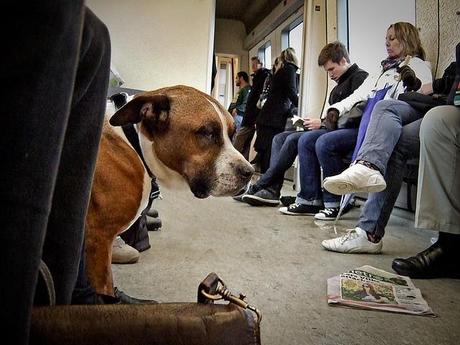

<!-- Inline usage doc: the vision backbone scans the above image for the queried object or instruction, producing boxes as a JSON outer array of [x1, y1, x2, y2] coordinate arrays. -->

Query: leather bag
[[31, 272, 261, 345]]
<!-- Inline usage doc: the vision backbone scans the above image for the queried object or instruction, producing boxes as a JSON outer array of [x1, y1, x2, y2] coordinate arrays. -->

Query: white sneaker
[[323, 163, 386, 195], [321, 227, 382, 254], [112, 236, 140, 264]]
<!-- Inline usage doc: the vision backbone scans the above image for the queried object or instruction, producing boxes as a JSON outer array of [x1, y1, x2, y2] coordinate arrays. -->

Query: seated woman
[[281, 22, 432, 221], [239, 42, 368, 207], [321, 22, 435, 253]]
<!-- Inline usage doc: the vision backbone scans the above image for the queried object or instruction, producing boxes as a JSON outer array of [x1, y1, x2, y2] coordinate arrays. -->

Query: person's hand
[[322, 109, 339, 131], [397, 65, 422, 91], [303, 118, 322, 130], [231, 108, 237, 117]]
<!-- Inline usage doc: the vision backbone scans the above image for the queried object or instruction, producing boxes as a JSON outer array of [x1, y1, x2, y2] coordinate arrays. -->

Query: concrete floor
[[113, 182, 460, 345]]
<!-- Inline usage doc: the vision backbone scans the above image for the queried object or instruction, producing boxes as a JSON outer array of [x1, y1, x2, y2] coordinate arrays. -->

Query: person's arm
[[350, 70, 370, 93], [235, 87, 250, 114], [391, 57, 433, 98], [324, 74, 375, 118], [284, 66, 299, 107]]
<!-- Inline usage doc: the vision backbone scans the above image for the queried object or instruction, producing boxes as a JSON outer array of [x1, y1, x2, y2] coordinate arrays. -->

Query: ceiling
[[215, 0, 282, 33]]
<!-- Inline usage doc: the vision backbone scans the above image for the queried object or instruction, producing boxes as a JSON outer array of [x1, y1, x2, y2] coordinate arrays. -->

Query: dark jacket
[[256, 62, 299, 130], [329, 63, 368, 105], [242, 67, 271, 127]]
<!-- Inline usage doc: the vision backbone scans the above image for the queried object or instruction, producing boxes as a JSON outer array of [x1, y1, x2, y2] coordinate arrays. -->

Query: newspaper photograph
[[327, 265, 435, 316]]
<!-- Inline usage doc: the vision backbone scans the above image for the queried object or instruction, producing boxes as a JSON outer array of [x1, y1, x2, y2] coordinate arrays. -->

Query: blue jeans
[[357, 99, 423, 174], [234, 114, 243, 133], [296, 128, 358, 207], [358, 115, 423, 238], [255, 130, 303, 192]]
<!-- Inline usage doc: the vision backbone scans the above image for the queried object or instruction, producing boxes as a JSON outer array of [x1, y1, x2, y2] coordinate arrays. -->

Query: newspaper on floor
[[327, 265, 435, 316]]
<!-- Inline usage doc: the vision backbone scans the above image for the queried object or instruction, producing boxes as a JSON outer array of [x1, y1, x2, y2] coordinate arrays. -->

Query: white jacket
[[325, 57, 432, 118]]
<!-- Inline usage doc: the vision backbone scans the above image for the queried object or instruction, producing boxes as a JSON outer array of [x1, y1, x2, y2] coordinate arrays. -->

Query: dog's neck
[[106, 101, 187, 190], [138, 132, 189, 190]]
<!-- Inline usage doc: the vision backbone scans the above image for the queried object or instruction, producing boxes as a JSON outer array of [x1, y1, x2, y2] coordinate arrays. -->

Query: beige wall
[[416, 0, 460, 78], [214, 19, 248, 73], [88, 0, 215, 92], [298, 0, 330, 118]]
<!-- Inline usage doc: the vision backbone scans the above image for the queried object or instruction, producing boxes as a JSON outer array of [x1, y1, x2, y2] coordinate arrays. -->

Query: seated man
[[237, 41, 368, 206]]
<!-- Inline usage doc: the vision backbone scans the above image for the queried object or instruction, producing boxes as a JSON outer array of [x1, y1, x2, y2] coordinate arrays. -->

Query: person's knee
[[315, 134, 331, 157], [272, 132, 287, 147], [421, 106, 460, 143], [373, 99, 407, 120], [284, 133, 300, 150], [82, 8, 111, 62], [298, 133, 316, 153]]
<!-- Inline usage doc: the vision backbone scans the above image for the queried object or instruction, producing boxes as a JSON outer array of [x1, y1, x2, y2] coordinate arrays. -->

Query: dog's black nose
[[238, 164, 254, 179]]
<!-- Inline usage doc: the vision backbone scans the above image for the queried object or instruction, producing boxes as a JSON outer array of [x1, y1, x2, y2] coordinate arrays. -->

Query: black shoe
[[232, 184, 258, 202], [146, 208, 159, 218], [279, 203, 321, 216], [314, 201, 357, 221], [392, 242, 460, 279], [280, 195, 296, 207], [114, 287, 159, 304], [146, 215, 162, 231], [242, 188, 280, 206], [314, 207, 340, 220]]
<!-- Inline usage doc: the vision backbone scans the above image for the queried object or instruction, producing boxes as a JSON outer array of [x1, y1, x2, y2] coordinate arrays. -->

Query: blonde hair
[[389, 22, 426, 60], [280, 47, 299, 67]]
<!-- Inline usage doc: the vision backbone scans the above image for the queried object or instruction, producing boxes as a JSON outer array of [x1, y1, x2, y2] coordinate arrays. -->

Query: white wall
[[214, 18, 248, 73], [348, 0, 416, 76], [88, 0, 215, 92]]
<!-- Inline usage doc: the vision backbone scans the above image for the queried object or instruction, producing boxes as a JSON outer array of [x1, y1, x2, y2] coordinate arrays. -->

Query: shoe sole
[[314, 215, 336, 221], [112, 257, 140, 264], [321, 241, 382, 254], [323, 180, 386, 195], [243, 195, 279, 206]]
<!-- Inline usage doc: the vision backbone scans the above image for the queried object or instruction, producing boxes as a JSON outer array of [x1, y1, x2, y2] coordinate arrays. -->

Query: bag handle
[[197, 272, 262, 325]]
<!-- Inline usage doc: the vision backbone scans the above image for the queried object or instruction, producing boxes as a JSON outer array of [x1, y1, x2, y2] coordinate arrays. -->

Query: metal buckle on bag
[[199, 276, 262, 324]]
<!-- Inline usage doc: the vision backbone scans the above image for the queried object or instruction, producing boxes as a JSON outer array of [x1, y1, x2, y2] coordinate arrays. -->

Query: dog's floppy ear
[[109, 94, 170, 127]]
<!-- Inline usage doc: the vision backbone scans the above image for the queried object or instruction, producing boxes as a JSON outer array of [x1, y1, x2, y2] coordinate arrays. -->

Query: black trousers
[[0, 2, 110, 343]]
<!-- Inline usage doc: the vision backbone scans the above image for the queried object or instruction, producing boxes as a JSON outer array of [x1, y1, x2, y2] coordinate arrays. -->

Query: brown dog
[[85, 85, 254, 295]]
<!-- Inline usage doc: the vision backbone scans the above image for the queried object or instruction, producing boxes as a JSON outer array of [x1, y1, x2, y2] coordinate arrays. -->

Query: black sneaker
[[278, 203, 321, 216], [242, 188, 280, 206], [314, 207, 340, 220], [232, 184, 258, 202], [280, 195, 296, 207], [314, 202, 356, 221]]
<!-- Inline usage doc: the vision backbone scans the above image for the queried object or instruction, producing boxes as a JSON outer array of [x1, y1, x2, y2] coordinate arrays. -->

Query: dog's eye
[[196, 126, 218, 142]]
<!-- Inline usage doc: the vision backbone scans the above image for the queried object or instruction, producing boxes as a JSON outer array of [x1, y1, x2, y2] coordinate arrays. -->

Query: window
[[258, 41, 272, 69], [264, 44, 272, 69], [288, 22, 303, 63]]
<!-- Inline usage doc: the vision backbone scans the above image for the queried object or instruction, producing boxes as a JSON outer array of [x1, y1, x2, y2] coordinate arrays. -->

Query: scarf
[[380, 57, 404, 72]]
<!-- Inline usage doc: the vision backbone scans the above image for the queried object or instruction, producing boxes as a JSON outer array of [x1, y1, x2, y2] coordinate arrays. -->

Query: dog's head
[[110, 85, 254, 198]]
